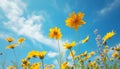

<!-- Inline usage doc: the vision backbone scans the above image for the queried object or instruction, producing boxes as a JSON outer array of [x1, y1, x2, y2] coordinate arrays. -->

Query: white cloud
[[0, 32, 10, 38], [99, 0, 120, 15], [51, 0, 72, 14], [47, 51, 58, 58], [0, 0, 66, 52]]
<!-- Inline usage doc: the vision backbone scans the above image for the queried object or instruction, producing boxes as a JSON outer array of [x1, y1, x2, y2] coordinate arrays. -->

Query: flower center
[[54, 31, 58, 35]]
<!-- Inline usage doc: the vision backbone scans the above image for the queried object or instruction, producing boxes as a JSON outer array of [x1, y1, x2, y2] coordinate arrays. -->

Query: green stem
[[58, 40, 61, 69], [70, 48, 76, 68], [41, 59, 44, 69], [12, 49, 18, 69], [76, 30, 80, 54]]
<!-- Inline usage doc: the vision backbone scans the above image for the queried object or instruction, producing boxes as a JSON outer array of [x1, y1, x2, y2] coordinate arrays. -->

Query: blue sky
[[0, 0, 120, 69]]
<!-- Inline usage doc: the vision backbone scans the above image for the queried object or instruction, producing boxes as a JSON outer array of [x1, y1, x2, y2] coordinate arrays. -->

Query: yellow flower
[[49, 64, 54, 69], [21, 58, 30, 69], [104, 49, 109, 53], [18, 38, 25, 44], [63, 41, 76, 49], [26, 50, 39, 59], [110, 58, 114, 61], [61, 62, 68, 69], [65, 12, 86, 30], [89, 51, 95, 56], [7, 66, 16, 69], [6, 44, 18, 49], [21, 64, 27, 69], [83, 51, 87, 56], [30, 62, 41, 69], [115, 45, 120, 51], [69, 50, 75, 57], [38, 51, 47, 59], [117, 56, 120, 60], [21, 58, 30, 66], [26, 50, 47, 59], [82, 36, 89, 44], [45, 64, 54, 69], [103, 30, 115, 43], [5, 37, 14, 43], [105, 46, 109, 49], [85, 54, 91, 59], [49, 27, 62, 40], [112, 51, 119, 58], [79, 59, 84, 63], [89, 61, 97, 68], [96, 58, 100, 61]]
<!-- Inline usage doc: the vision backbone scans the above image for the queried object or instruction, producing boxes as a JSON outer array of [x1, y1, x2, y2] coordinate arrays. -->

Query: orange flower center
[[54, 31, 58, 35]]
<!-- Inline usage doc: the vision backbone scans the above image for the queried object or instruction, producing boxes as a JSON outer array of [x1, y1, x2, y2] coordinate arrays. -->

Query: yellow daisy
[[65, 12, 86, 30], [103, 30, 115, 43], [82, 36, 89, 44], [63, 41, 76, 49], [5, 37, 14, 43], [30, 62, 41, 69], [112, 51, 119, 58], [18, 38, 25, 44], [49, 27, 62, 40], [61, 62, 68, 69], [38, 51, 47, 59], [6, 44, 18, 49]]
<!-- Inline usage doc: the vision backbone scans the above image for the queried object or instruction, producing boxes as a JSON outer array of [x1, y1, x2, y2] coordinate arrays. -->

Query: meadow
[[0, 12, 120, 69]]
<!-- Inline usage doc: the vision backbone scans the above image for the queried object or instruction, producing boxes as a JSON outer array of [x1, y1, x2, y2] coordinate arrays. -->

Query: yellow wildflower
[[5, 37, 14, 43], [85, 54, 91, 59], [26, 50, 39, 59], [82, 36, 89, 44], [7, 66, 16, 69], [104, 49, 109, 53], [30, 62, 41, 69], [6, 44, 17, 49], [117, 56, 120, 60], [49, 27, 62, 40], [103, 30, 115, 43], [38, 51, 47, 59], [61, 62, 68, 69], [89, 61, 97, 68], [79, 59, 84, 63], [26, 50, 47, 59], [112, 51, 119, 58], [69, 50, 75, 57], [45, 64, 54, 69], [63, 41, 76, 49], [21, 58, 30, 66], [110, 58, 114, 61], [65, 12, 86, 30], [89, 51, 95, 56], [83, 51, 87, 56], [96, 58, 99, 61], [21, 64, 27, 69], [18, 38, 25, 44], [115, 45, 120, 51]]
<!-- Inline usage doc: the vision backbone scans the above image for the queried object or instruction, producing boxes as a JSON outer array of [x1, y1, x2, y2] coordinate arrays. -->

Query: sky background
[[0, 0, 120, 69]]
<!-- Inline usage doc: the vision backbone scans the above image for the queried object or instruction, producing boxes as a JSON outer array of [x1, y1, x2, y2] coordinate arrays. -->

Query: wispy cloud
[[47, 51, 58, 58], [51, 0, 72, 14], [99, 0, 120, 15], [0, 32, 11, 39], [0, 0, 66, 52]]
